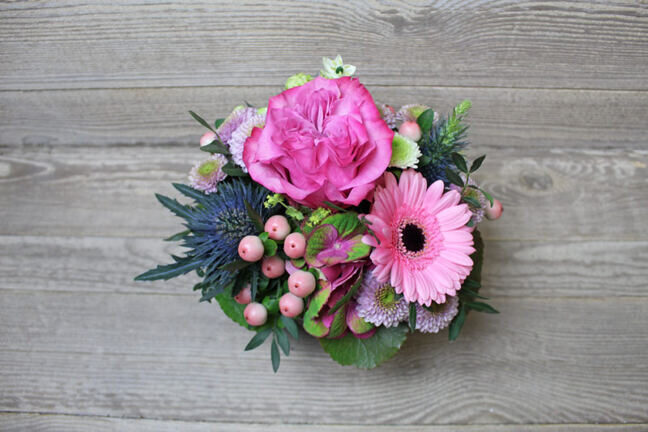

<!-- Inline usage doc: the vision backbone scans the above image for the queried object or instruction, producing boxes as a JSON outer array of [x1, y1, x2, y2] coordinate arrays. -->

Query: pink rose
[[243, 77, 393, 207]]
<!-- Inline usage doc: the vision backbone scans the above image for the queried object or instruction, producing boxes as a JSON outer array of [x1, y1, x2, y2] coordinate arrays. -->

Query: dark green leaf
[[200, 141, 230, 155], [408, 302, 417, 332], [320, 325, 408, 369], [448, 305, 466, 341], [188, 110, 215, 132], [328, 269, 363, 315], [460, 287, 489, 300], [462, 195, 481, 208], [164, 230, 190, 242], [134, 258, 200, 281], [218, 260, 252, 272], [172, 183, 206, 202], [417, 109, 436, 133], [223, 163, 247, 177], [274, 328, 290, 356], [462, 279, 481, 289], [445, 168, 464, 187], [271, 339, 280, 372], [214, 291, 250, 329], [451, 152, 468, 173], [155, 194, 193, 220], [466, 219, 475, 227], [244, 199, 265, 232], [244, 328, 272, 351], [250, 267, 259, 302], [280, 316, 299, 339], [470, 155, 486, 172], [214, 118, 225, 129], [480, 188, 495, 206], [465, 301, 499, 314], [322, 200, 347, 212], [262, 238, 278, 257]]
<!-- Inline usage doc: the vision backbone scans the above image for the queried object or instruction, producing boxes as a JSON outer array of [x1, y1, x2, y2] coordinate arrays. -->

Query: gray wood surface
[[1, 0, 647, 430]]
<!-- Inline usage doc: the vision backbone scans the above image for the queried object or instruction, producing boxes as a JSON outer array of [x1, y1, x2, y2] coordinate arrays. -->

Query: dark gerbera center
[[401, 223, 426, 253]]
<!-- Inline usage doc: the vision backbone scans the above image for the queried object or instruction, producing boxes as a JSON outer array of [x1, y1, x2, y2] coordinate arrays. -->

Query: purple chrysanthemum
[[216, 106, 256, 145], [415, 295, 459, 333], [377, 103, 397, 129], [355, 270, 409, 327], [450, 174, 487, 224], [229, 112, 265, 172], [188, 154, 228, 194]]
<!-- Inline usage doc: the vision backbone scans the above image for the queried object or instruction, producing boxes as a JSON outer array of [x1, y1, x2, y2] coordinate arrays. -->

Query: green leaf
[[262, 238, 278, 257], [462, 278, 481, 289], [418, 155, 432, 167], [417, 109, 436, 133], [451, 152, 468, 173], [303, 284, 332, 338], [200, 141, 230, 155], [445, 168, 464, 187], [244, 328, 272, 351], [214, 118, 225, 129], [164, 230, 190, 242], [280, 315, 299, 339], [480, 188, 495, 206], [320, 325, 408, 369], [328, 269, 363, 315], [244, 199, 265, 232], [322, 200, 347, 212], [408, 302, 417, 332], [274, 328, 290, 356], [470, 155, 486, 173], [460, 287, 489, 300], [223, 163, 247, 177], [465, 301, 499, 314], [214, 291, 250, 329], [271, 339, 280, 372], [155, 193, 193, 220], [188, 110, 216, 132], [250, 267, 259, 302], [134, 258, 200, 281], [448, 305, 466, 341], [219, 259, 253, 272], [462, 195, 481, 208]]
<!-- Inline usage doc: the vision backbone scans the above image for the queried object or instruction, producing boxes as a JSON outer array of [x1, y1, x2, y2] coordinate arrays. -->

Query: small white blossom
[[320, 55, 356, 79]]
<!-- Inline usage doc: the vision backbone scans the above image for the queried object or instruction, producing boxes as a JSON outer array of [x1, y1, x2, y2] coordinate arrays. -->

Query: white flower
[[320, 55, 356, 79]]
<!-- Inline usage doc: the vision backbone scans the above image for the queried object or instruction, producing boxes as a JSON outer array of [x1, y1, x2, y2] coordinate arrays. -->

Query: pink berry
[[279, 293, 304, 318], [283, 232, 306, 259], [199, 131, 217, 147], [261, 255, 285, 279], [264, 215, 291, 241], [238, 235, 264, 262], [485, 199, 503, 220], [234, 285, 252, 305], [243, 302, 267, 326], [288, 270, 316, 298], [399, 121, 422, 142]]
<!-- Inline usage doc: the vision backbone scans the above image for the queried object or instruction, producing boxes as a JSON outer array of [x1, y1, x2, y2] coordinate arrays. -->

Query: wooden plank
[[0, 146, 646, 240], [0, 414, 646, 432], [2, 235, 646, 298], [1, 1, 647, 90], [1, 86, 647, 148], [0, 291, 647, 424]]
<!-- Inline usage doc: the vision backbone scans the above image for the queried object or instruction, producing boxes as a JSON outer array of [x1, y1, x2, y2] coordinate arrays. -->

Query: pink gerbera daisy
[[364, 169, 475, 306]]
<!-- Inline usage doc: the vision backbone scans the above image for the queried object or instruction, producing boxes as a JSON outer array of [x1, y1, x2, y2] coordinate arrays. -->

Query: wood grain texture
[[1, 146, 646, 240], [1, 290, 647, 424], [1, 414, 646, 432], [2, 235, 647, 298], [1, 86, 647, 148], [1, 1, 647, 90]]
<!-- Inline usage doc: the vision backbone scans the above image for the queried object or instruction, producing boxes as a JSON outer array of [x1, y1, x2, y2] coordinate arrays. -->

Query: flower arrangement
[[136, 56, 503, 371]]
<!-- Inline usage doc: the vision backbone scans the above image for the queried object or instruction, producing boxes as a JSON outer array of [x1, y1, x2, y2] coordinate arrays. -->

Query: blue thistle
[[135, 178, 275, 301], [418, 101, 471, 186]]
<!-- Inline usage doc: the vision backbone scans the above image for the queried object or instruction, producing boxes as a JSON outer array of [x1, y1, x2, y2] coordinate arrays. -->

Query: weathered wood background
[[1, 1, 647, 430]]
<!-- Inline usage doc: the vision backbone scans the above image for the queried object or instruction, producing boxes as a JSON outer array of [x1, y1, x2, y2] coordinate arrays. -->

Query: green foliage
[[223, 163, 247, 177], [320, 325, 409, 369], [328, 269, 363, 315], [417, 108, 436, 134], [188, 110, 216, 132], [214, 291, 249, 329], [201, 140, 230, 155], [134, 257, 201, 281], [245, 328, 272, 351], [408, 302, 417, 332]]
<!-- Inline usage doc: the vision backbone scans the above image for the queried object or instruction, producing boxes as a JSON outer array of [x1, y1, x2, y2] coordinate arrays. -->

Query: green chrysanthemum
[[389, 133, 422, 169]]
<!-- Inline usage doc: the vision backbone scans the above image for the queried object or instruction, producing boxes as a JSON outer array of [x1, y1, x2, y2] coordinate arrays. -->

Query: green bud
[[285, 73, 313, 89], [257, 106, 268, 116]]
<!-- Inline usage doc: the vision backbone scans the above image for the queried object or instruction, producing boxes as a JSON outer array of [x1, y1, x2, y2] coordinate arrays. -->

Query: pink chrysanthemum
[[216, 106, 256, 145], [355, 270, 409, 327], [415, 296, 459, 333], [188, 154, 228, 194], [364, 169, 475, 306]]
